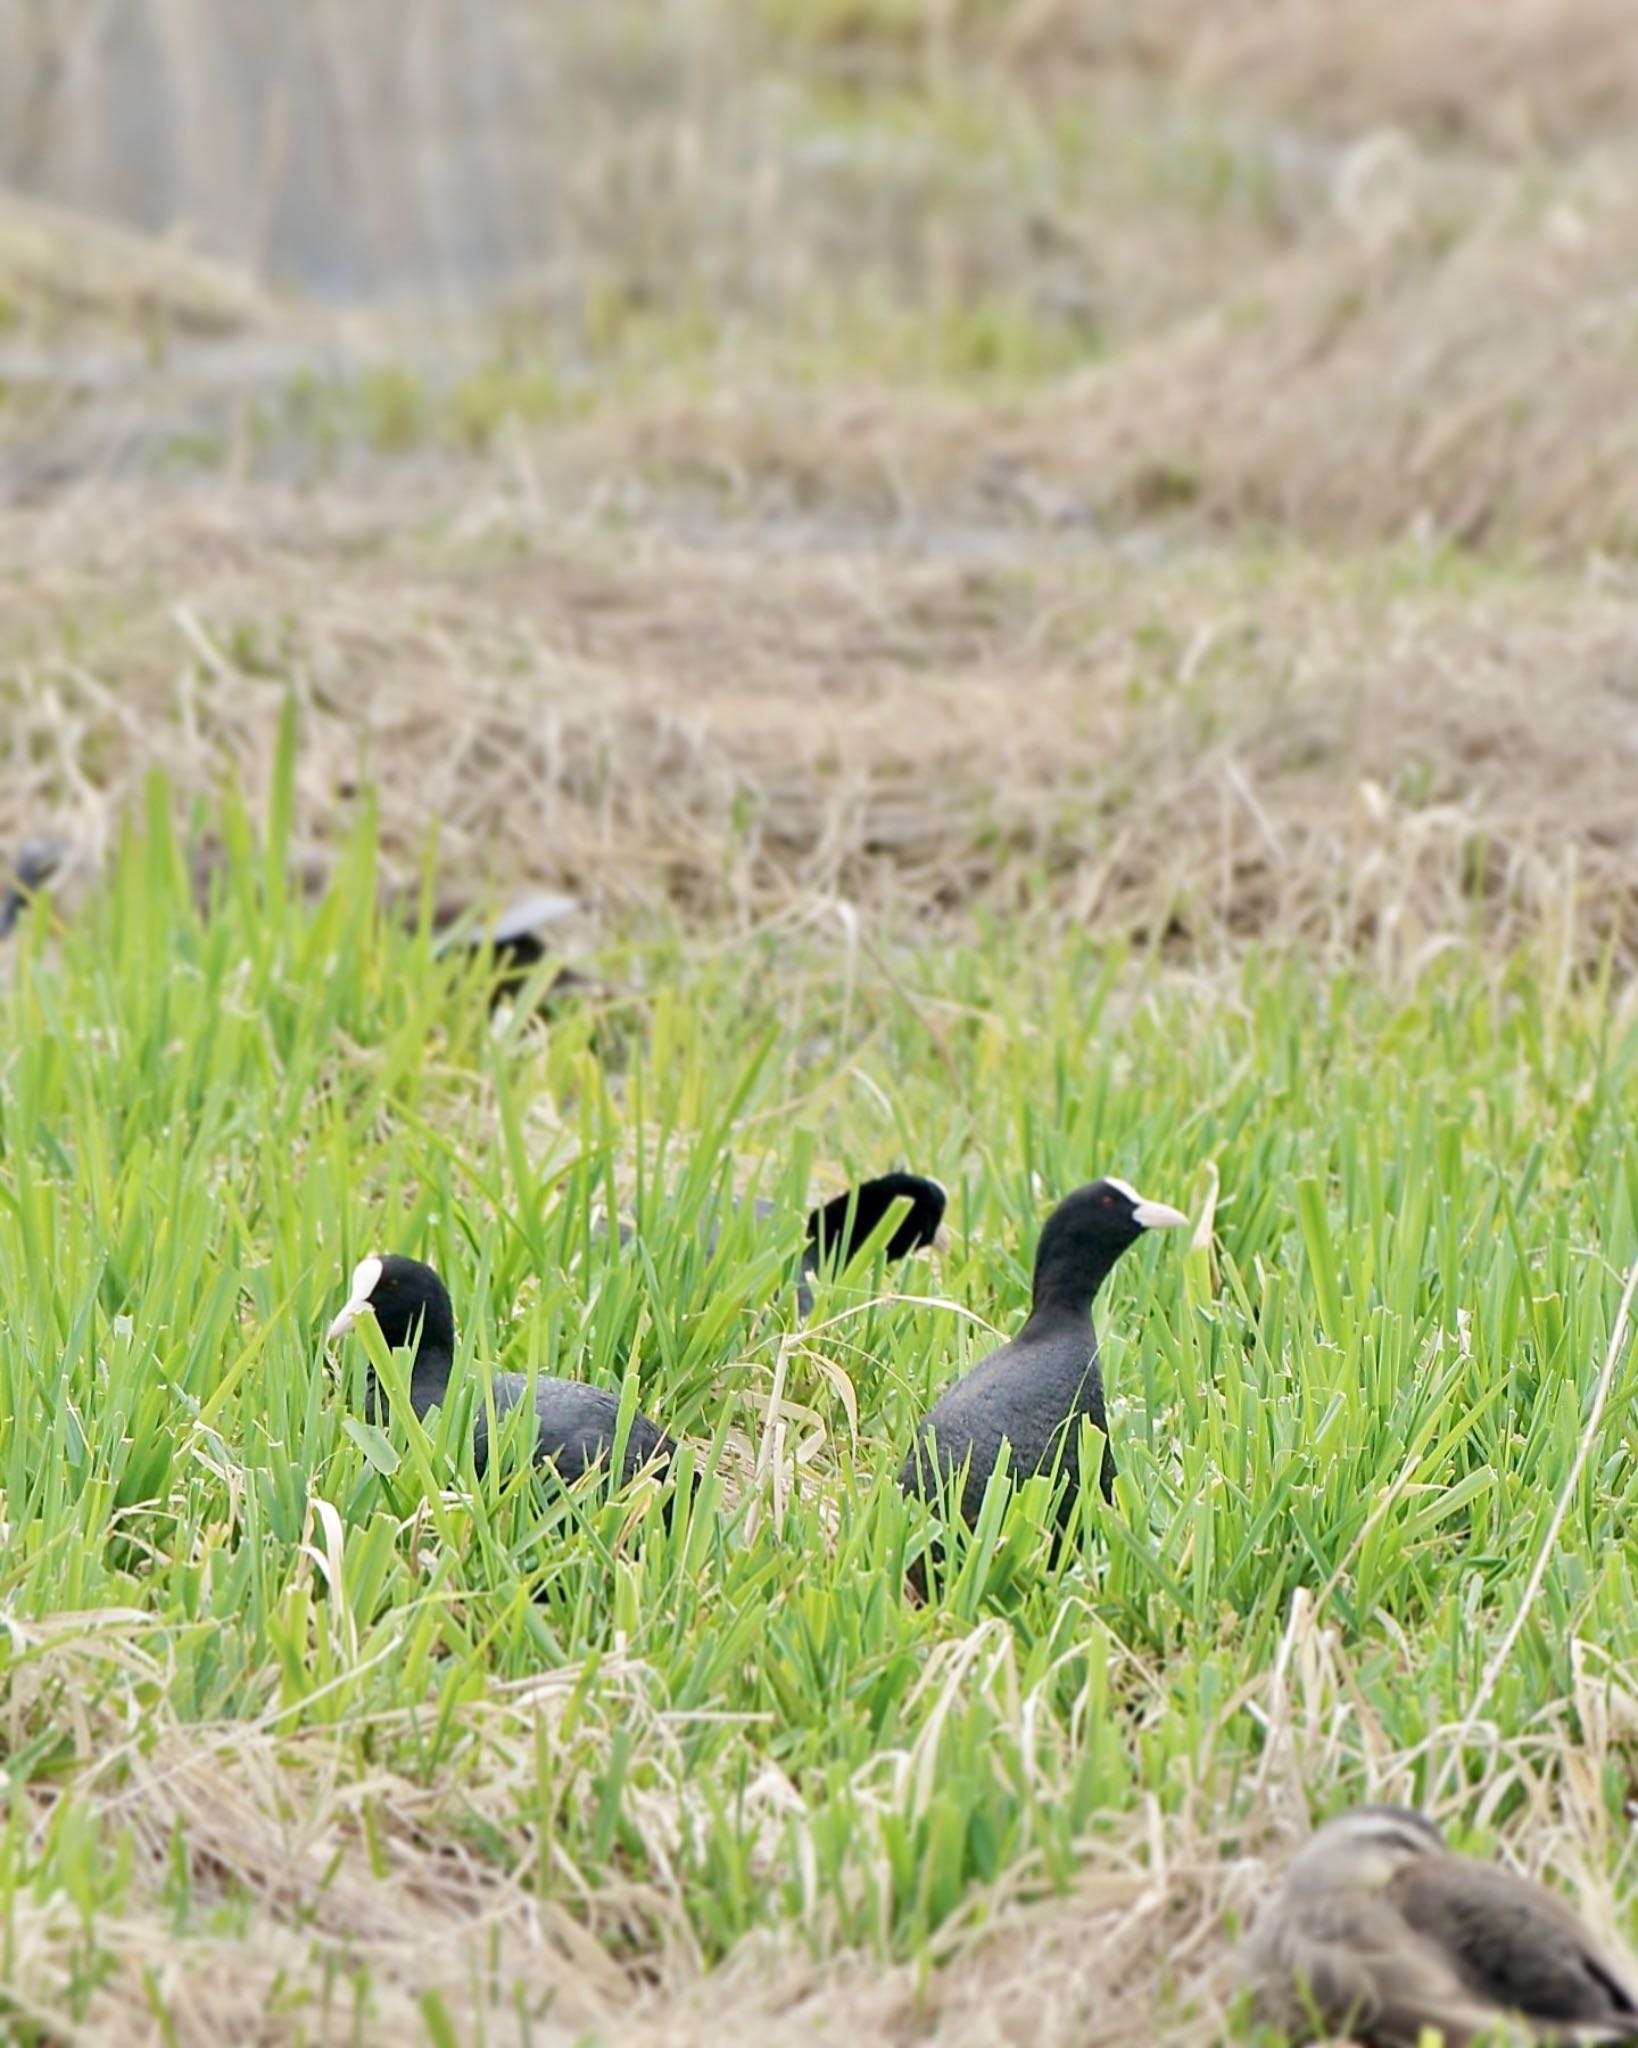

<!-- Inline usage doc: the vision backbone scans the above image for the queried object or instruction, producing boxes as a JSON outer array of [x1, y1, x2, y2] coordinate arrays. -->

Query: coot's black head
[[808, 1173, 949, 1267], [1030, 1178, 1188, 1316], [326, 1253, 455, 1360]]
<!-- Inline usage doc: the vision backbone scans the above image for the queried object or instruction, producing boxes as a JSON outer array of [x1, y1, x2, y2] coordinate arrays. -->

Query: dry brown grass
[[4, 472, 1636, 974], [14, 1590, 1637, 2047], [986, 0, 1638, 152], [0, 188, 284, 335], [543, 143, 1638, 562], [1014, 162, 1638, 557]]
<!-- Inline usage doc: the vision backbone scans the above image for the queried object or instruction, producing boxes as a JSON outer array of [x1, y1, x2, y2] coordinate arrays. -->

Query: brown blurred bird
[[1238, 1806, 1638, 2047]]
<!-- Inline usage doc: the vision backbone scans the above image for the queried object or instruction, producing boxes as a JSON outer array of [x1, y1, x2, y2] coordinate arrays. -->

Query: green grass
[[2, 734, 1637, 2037]]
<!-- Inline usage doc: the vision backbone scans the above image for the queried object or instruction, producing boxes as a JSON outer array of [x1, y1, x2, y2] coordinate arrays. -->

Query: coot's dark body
[[900, 1177, 1186, 1526], [469, 1371, 674, 1483], [328, 1253, 679, 1488]]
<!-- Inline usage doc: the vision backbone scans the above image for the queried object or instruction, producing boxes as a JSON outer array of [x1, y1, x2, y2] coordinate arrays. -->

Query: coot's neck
[[1027, 1248, 1122, 1325], [366, 1323, 455, 1420], [408, 1347, 455, 1414], [805, 1178, 938, 1269]]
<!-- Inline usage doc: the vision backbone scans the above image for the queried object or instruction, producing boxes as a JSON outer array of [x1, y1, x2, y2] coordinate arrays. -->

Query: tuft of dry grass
[[0, 188, 281, 337], [1181, 0, 1638, 152]]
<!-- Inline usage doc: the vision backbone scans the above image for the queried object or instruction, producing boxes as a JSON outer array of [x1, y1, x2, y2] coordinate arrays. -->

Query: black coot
[[900, 1176, 1186, 1538], [0, 838, 71, 939], [618, 1171, 947, 1318], [327, 1253, 682, 1493], [430, 891, 614, 1006], [791, 1172, 948, 1317]]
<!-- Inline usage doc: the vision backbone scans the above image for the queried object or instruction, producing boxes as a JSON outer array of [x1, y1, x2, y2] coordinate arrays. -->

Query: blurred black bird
[[0, 838, 72, 939], [3, 837, 610, 1008], [428, 889, 619, 1007]]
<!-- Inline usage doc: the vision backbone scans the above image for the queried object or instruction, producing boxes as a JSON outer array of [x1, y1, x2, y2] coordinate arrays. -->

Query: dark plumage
[[792, 1172, 948, 1317], [804, 1172, 948, 1268], [0, 838, 71, 939], [326, 1253, 682, 1496], [899, 1176, 1187, 1529], [430, 891, 615, 1007], [618, 1171, 947, 1320], [1240, 1806, 1638, 2047]]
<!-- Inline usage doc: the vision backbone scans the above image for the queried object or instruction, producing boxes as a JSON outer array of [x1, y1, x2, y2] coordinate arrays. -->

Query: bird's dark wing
[[1391, 1859, 1638, 2034], [1240, 1886, 1517, 2048], [476, 1375, 674, 1485]]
